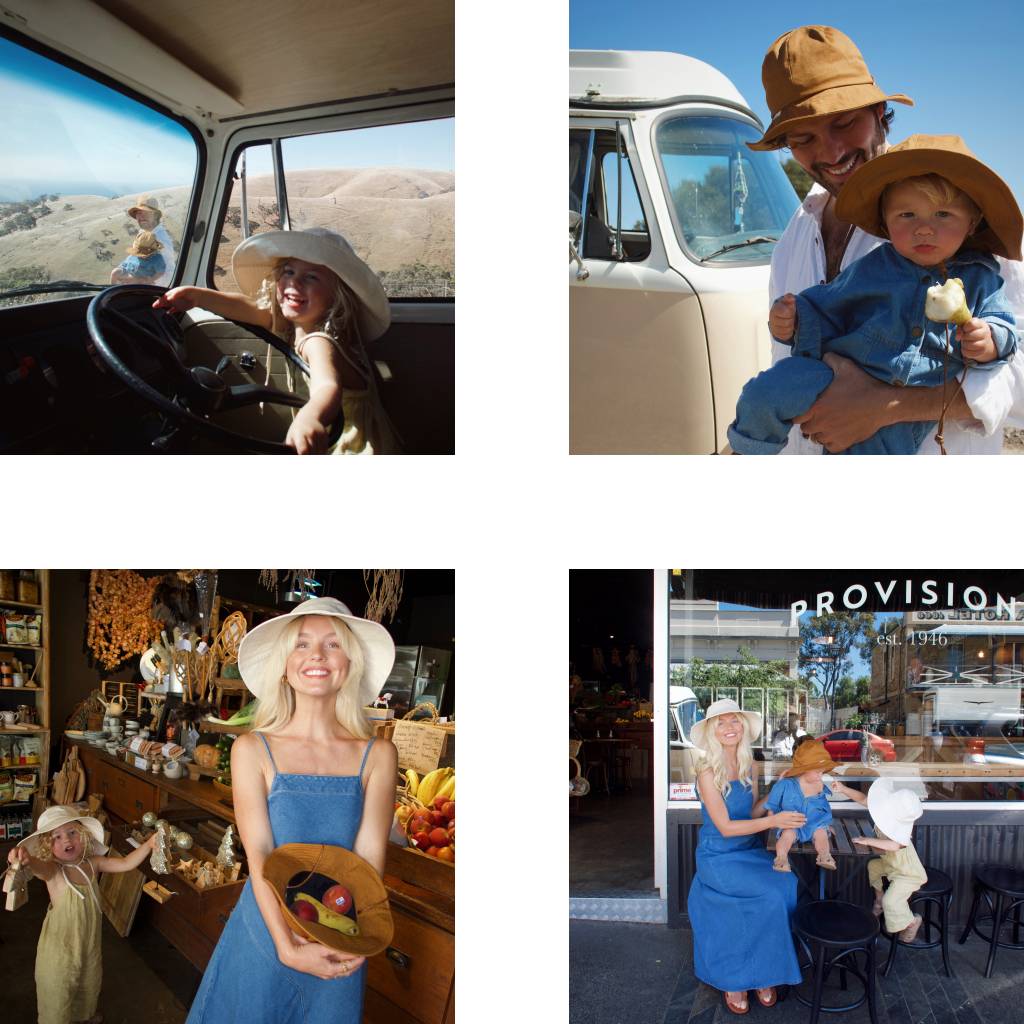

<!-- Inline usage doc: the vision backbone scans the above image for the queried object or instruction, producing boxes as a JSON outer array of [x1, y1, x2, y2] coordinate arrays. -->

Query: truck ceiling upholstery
[[7, 0, 453, 121]]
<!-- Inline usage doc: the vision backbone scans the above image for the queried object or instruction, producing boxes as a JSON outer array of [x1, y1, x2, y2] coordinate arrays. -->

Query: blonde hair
[[129, 230, 163, 257], [256, 259, 366, 355], [695, 714, 755, 798], [882, 173, 982, 226], [33, 821, 98, 862], [250, 615, 372, 739]]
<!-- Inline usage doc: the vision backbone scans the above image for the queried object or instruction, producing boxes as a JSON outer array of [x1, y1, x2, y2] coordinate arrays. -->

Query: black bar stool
[[792, 900, 880, 1024], [882, 865, 953, 978], [958, 863, 1024, 978]]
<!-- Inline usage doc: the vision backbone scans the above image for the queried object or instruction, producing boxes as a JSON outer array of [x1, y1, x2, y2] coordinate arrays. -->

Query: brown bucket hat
[[748, 25, 913, 151], [264, 843, 393, 956], [834, 135, 1024, 261], [779, 738, 839, 778]]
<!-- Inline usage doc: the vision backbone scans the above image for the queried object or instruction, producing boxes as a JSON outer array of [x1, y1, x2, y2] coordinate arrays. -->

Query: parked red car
[[818, 729, 897, 766]]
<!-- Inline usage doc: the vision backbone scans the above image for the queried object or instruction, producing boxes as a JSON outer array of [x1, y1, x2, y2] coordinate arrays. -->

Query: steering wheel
[[86, 284, 308, 453]]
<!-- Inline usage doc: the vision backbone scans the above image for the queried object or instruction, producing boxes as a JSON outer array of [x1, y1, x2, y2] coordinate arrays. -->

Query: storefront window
[[668, 572, 1024, 803]]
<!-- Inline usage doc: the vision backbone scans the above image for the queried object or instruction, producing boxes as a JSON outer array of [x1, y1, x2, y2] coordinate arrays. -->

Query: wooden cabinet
[[365, 845, 455, 1024], [90, 757, 161, 823]]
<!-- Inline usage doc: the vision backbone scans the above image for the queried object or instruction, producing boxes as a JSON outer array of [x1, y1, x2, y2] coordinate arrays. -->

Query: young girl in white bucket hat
[[832, 776, 928, 940], [6, 805, 157, 1024], [153, 227, 398, 455], [185, 597, 398, 1024]]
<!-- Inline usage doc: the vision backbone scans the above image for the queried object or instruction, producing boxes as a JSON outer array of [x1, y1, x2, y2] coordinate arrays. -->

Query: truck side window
[[569, 128, 651, 263]]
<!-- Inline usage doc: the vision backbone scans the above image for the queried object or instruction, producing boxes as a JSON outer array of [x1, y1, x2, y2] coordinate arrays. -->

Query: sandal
[[723, 991, 749, 1015], [756, 988, 777, 1007], [772, 856, 791, 873], [816, 854, 837, 871]]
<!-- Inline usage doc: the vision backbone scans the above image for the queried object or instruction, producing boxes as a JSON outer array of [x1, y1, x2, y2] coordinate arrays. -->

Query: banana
[[293, 892, 360, 935], [434, 774, 456, 801], [417, 766, 453, 806], [404, 768, 420, 797]]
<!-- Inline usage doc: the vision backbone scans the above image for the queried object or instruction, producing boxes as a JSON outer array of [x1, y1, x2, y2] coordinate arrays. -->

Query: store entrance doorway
[[570, 571, 656, 906]]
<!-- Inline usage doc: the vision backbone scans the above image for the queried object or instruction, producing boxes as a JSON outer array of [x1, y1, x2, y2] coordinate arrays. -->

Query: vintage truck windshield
[[655, 114, 798, 264], [0, 33, 198, 306]]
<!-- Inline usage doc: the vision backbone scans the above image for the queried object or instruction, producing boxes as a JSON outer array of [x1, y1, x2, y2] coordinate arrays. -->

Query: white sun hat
[[690, 698, 763, 749], [18, 805, 107, 853], [867, 777, 923, 846], [237, 597, 396, 707], [231, 227, 391, 341]]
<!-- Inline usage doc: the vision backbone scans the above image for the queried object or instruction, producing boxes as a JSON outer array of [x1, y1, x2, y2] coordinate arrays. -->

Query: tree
[[783, 158, 813, 201], [834, 674, 871, 711], [799, 613, 877, 730]]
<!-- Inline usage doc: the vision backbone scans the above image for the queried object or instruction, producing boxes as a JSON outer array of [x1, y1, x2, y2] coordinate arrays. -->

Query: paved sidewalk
[[570, 919, 1024, 1024]]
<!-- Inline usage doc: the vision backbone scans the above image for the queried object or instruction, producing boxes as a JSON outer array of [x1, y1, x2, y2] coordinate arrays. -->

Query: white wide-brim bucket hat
[[867, 777, 922, 846], [237, 597, 396, 707], [232, 227, 391, 341], [18, 805, 107, 853], [690, 698, 762, 749]]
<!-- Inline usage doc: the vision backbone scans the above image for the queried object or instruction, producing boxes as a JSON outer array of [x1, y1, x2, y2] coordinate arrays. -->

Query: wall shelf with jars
[[0, 571, 50, 834]]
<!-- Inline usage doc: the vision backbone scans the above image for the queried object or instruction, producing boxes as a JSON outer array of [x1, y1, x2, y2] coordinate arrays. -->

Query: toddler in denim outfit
[[729, 135, 1022, 454]]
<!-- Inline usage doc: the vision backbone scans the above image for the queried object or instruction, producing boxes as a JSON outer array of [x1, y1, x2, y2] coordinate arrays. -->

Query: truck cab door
[[569, 118, 715, 453]]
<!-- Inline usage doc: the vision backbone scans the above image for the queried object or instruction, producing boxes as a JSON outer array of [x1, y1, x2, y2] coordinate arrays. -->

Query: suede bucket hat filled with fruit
[[748, 25, 913, 152], [690, 698, 762, 749], [834, 134, 1024, 260], [264, 843, 393, 956], [779, 738, 840, 778], [237, 597, 396, 707]]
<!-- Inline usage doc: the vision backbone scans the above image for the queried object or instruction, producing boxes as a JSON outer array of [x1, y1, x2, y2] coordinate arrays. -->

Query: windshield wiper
[[699, 236, 779, 262], [0, 281, 107, 301]]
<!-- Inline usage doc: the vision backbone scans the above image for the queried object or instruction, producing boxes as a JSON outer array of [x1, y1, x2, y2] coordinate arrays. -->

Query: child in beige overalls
[[831, 777, 928, 941], [6, 805, 156, 1024]]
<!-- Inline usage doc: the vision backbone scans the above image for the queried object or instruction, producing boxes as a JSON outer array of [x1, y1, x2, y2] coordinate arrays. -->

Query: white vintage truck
[[570, 49, 800, 453]]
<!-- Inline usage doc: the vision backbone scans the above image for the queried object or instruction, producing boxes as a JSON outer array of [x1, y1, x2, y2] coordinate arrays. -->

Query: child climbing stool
[[831, 777, 928, 942]]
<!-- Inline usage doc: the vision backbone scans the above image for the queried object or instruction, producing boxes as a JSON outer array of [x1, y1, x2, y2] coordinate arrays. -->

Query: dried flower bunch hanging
[[364, 570, 404, 624], [87, 570, 162, 670]]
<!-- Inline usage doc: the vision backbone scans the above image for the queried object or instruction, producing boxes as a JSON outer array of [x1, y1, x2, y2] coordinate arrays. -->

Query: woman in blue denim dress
[[186, 597, 398, 1024], [687, 699, 806, 1015]]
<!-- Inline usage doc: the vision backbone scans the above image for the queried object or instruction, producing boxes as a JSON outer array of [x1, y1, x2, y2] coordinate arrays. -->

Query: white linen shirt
[[769, 184, 1024, 454]]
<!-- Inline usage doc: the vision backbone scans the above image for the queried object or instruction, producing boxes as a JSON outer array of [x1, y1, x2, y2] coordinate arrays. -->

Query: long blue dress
[[687, 781, 802, 991], [186, 735, 376, 1024]]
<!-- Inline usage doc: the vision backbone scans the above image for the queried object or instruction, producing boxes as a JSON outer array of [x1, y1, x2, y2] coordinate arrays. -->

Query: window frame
[[209, 100, 455, 305]]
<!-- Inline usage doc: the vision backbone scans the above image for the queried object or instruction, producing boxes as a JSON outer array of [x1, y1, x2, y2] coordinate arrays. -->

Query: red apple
[[292, 899, 318, 922], [323, 884, 354, 915], [429, 828, 450, 848], [442, 801, 454, 819], [411, 830, 432, 849], [433, 796, 449, 811]]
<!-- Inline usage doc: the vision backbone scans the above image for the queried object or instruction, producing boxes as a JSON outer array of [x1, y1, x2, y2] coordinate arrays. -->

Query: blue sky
[[0, 36, 453, 202], [569, 0, 1024, 202]]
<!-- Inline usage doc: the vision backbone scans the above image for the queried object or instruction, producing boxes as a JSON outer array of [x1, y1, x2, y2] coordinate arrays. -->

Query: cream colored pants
[[866, 858, 922, 933]]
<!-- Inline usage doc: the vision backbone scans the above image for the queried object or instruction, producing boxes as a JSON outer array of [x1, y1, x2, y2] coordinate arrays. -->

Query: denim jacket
[[792, 244, 1017, 388]]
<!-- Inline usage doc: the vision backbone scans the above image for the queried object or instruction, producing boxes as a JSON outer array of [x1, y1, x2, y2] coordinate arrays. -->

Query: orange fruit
[[426, 846, 440, 857], [437, 846, 454, 863]]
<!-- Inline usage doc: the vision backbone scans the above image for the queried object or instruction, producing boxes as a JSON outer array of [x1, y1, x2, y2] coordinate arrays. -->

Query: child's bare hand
[[769, 294, 797, 341], [286, 411, 329, 455], [152, 287, 196, 313], [7, 846, 29, 866], [957, 318, 997, 362]]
